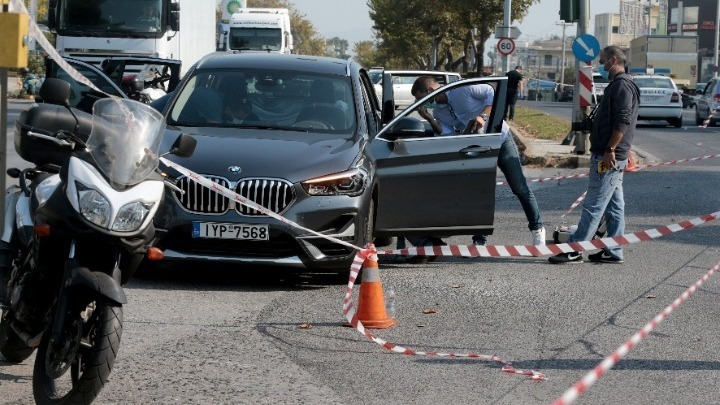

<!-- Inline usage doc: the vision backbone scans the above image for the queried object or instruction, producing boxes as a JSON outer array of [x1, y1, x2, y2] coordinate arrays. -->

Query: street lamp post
[[556, 21, 573, 89]]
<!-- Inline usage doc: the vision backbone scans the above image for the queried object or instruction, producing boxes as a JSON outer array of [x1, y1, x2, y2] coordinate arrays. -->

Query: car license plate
[[192, 222, 269, 240], [641, 95, 661, 103]]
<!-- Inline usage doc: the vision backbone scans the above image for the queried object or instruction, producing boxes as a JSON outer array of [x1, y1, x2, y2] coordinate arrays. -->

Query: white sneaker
[[531, 227, 546, 246]]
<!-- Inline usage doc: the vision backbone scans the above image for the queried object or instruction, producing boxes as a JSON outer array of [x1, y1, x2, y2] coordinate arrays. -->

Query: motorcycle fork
[[50, 240, 123, 349]]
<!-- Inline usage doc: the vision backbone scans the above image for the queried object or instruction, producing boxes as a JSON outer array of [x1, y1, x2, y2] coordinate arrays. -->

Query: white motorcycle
[[0, 78, 195, 404]]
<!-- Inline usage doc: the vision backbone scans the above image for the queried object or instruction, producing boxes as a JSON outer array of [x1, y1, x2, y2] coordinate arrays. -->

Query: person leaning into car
[[549, 45, 640, 265], [411, 76, 546, 247]]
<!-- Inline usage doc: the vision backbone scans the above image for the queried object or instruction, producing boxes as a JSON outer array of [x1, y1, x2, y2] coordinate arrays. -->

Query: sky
[[289, 0, 622, 56]]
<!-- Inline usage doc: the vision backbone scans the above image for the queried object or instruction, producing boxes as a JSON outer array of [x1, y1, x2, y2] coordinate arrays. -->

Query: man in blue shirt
[[412, 76, 546, 246]]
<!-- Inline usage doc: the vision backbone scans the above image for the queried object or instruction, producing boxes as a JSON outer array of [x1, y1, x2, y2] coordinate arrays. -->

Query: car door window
[[359, 73, 379, 135], [50, 60, 124, 112], [371, 77, 507, 236]]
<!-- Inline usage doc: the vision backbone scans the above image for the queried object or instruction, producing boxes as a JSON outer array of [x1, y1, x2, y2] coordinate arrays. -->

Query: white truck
[[226, 8, 293, 54], [46, 0, 215, 75], [628, 35, 699, 89]]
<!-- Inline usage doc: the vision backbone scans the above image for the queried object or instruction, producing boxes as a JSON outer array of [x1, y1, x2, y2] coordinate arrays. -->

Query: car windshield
[[634, 77, 674, 89], [168, 69, 356, 134], [58, 0, 165, 37]]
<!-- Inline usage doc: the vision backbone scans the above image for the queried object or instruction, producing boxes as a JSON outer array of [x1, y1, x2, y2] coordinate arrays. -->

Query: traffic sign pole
[[502, 0, 511, 74], [572, 0, 591, 154]]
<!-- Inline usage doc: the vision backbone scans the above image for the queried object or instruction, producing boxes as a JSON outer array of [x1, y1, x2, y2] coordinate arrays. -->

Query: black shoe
[[588, 251, 624, 264], [548, 252, 583, 264], [407, 255, 430, 264]]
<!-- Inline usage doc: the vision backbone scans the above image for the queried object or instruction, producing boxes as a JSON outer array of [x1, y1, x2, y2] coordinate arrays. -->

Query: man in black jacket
[[504, 65, 523, 120], [549, 45, 640, 264]]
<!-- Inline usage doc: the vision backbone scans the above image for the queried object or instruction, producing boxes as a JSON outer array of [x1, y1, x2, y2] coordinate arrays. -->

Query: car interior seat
[[295, 80, 346, 129]]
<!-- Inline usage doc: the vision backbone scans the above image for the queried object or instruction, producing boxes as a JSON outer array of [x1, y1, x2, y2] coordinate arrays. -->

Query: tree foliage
[[369, 0, 538, 72], [353, 40, 378, 68]]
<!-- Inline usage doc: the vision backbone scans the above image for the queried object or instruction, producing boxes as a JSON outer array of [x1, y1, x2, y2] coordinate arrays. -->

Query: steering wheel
[[292, 119, 334, 130]]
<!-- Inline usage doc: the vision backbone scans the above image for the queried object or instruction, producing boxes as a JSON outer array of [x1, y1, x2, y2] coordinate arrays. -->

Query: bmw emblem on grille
[[228, 166, 242, 173]]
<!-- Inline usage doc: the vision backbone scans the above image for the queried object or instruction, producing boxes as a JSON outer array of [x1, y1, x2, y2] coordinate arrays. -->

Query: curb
[[508, 123, 589, 169], [508, 123, 645, 169]]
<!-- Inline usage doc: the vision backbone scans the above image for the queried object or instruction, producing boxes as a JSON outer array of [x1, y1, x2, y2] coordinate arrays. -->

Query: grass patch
[[510, 105, 570, 141]]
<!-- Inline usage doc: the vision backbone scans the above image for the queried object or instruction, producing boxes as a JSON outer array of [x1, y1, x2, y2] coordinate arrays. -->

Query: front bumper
[[152, 184, 371, 270], [638, 105, 683, 119]]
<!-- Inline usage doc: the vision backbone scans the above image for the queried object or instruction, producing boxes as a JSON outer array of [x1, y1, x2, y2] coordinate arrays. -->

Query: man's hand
[[603, 151, 617, 170]]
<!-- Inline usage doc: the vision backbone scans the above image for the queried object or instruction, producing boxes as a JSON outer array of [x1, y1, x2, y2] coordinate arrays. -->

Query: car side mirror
[[169, 1, 180, 31], [168, 134, 196, 158], [39, 78, 72, 107], [383, 117, 428, 141]]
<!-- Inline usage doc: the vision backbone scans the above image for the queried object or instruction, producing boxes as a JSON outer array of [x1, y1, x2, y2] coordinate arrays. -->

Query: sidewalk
[[509, 121, 646, 169]]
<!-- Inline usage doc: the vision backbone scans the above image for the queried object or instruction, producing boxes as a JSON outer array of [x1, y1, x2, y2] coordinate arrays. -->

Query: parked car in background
[[151, 53, 509, 273], [553, 83, 573, 102], [633, 74, 683, 128], [695, 79, 720, 126], [526, 78, 555, 101], [373, 69, 462, 108], [680, 86, 698, 109], [593, 72, 610, 102]]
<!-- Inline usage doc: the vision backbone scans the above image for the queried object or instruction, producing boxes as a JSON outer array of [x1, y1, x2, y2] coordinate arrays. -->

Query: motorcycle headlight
[[78, 188, 111, 228], [302, 168, 367, 196], [112, 201, 153, 232]]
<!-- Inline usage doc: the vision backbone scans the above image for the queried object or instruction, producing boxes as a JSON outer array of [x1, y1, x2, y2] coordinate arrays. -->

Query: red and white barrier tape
[[343, 248, 546, 380], [498, 153, 720, 185], [698, 110, 716, 129], [552, 261, 720, 405], [380, 210, 720, 257], [561, 191, 586, 218]]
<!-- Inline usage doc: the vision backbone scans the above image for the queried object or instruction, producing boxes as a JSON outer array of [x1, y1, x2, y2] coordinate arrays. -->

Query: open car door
[[371, 76, 509, 238], [43, 57, 125, 113]]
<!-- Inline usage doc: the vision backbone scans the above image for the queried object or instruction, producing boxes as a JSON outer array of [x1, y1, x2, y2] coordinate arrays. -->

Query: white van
[[373, 69, 462, 108]]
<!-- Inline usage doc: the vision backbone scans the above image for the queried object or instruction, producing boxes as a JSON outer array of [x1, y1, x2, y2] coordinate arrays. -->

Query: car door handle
[[459, 145, 492, 157]]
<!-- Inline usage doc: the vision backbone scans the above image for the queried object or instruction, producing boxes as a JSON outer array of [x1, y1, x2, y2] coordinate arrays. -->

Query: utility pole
[[572, 0, 591, 154], [502, 0, 511, 74], [557, 21, 573, 88]]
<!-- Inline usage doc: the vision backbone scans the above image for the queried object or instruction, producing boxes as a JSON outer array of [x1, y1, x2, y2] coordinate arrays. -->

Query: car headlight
[[78, 188, 111, 228], [302, 168, 367, 196], [112, 201, 153, 232]]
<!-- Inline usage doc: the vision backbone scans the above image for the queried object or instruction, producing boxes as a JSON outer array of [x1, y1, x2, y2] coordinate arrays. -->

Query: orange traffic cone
[[356, 249, 395, 329]]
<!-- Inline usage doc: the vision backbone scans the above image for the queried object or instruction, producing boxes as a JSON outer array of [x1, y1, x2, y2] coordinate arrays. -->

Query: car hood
[[160, 126, 362, 183]]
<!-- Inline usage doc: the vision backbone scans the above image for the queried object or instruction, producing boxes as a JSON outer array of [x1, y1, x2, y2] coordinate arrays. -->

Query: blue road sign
[[572, 34, 600, 63]]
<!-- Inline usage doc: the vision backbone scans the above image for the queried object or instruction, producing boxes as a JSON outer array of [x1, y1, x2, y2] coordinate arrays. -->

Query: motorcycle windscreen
[[87, 98, 166, 185]]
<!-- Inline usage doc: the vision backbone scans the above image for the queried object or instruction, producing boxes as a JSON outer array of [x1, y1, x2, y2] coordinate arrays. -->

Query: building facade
[[667, 0, 718, 82]]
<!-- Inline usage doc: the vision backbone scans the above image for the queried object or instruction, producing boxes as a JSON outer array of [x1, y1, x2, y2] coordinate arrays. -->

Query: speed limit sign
[[497, 37, 515, 56]]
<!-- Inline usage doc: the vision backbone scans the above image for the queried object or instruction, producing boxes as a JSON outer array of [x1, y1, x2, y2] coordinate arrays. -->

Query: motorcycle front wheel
[[33, 300, 123, 405], [0, 313, 35, 363]]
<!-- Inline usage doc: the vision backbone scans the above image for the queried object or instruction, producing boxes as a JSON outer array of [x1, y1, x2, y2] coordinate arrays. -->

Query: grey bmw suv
[[153, 52, 508, 272]]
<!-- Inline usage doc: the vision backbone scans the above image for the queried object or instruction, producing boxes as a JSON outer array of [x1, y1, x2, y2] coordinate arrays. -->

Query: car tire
[[668, 117, 683, 128]]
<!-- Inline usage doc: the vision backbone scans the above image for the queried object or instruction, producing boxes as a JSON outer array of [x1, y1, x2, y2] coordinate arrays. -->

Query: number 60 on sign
[[497, 37, 515, 56]]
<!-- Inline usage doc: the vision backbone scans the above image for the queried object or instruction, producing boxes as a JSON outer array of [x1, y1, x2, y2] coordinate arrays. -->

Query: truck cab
[[227, 8, 293, 54]]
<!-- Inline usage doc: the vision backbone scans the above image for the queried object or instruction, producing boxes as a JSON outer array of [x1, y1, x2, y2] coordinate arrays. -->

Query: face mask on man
[[597, 64, 610, 80]]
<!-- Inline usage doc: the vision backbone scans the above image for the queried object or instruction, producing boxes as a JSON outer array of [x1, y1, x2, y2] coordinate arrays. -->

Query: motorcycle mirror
[[38, 78, 72, 107], [168, 134, 196, 158]]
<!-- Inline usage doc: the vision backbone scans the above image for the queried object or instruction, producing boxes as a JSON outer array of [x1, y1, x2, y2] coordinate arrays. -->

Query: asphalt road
[[2, 99, 720, 404]]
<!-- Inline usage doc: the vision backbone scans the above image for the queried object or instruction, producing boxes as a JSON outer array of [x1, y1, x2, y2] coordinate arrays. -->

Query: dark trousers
[[504, 91, 518, 120]]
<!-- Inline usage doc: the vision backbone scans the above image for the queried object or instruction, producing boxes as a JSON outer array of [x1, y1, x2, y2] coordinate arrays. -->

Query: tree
[[353, 40, 378, 68], [368, 0, 539, 73], [325, 37, 350, 58], [247, 0, 325, 55]]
